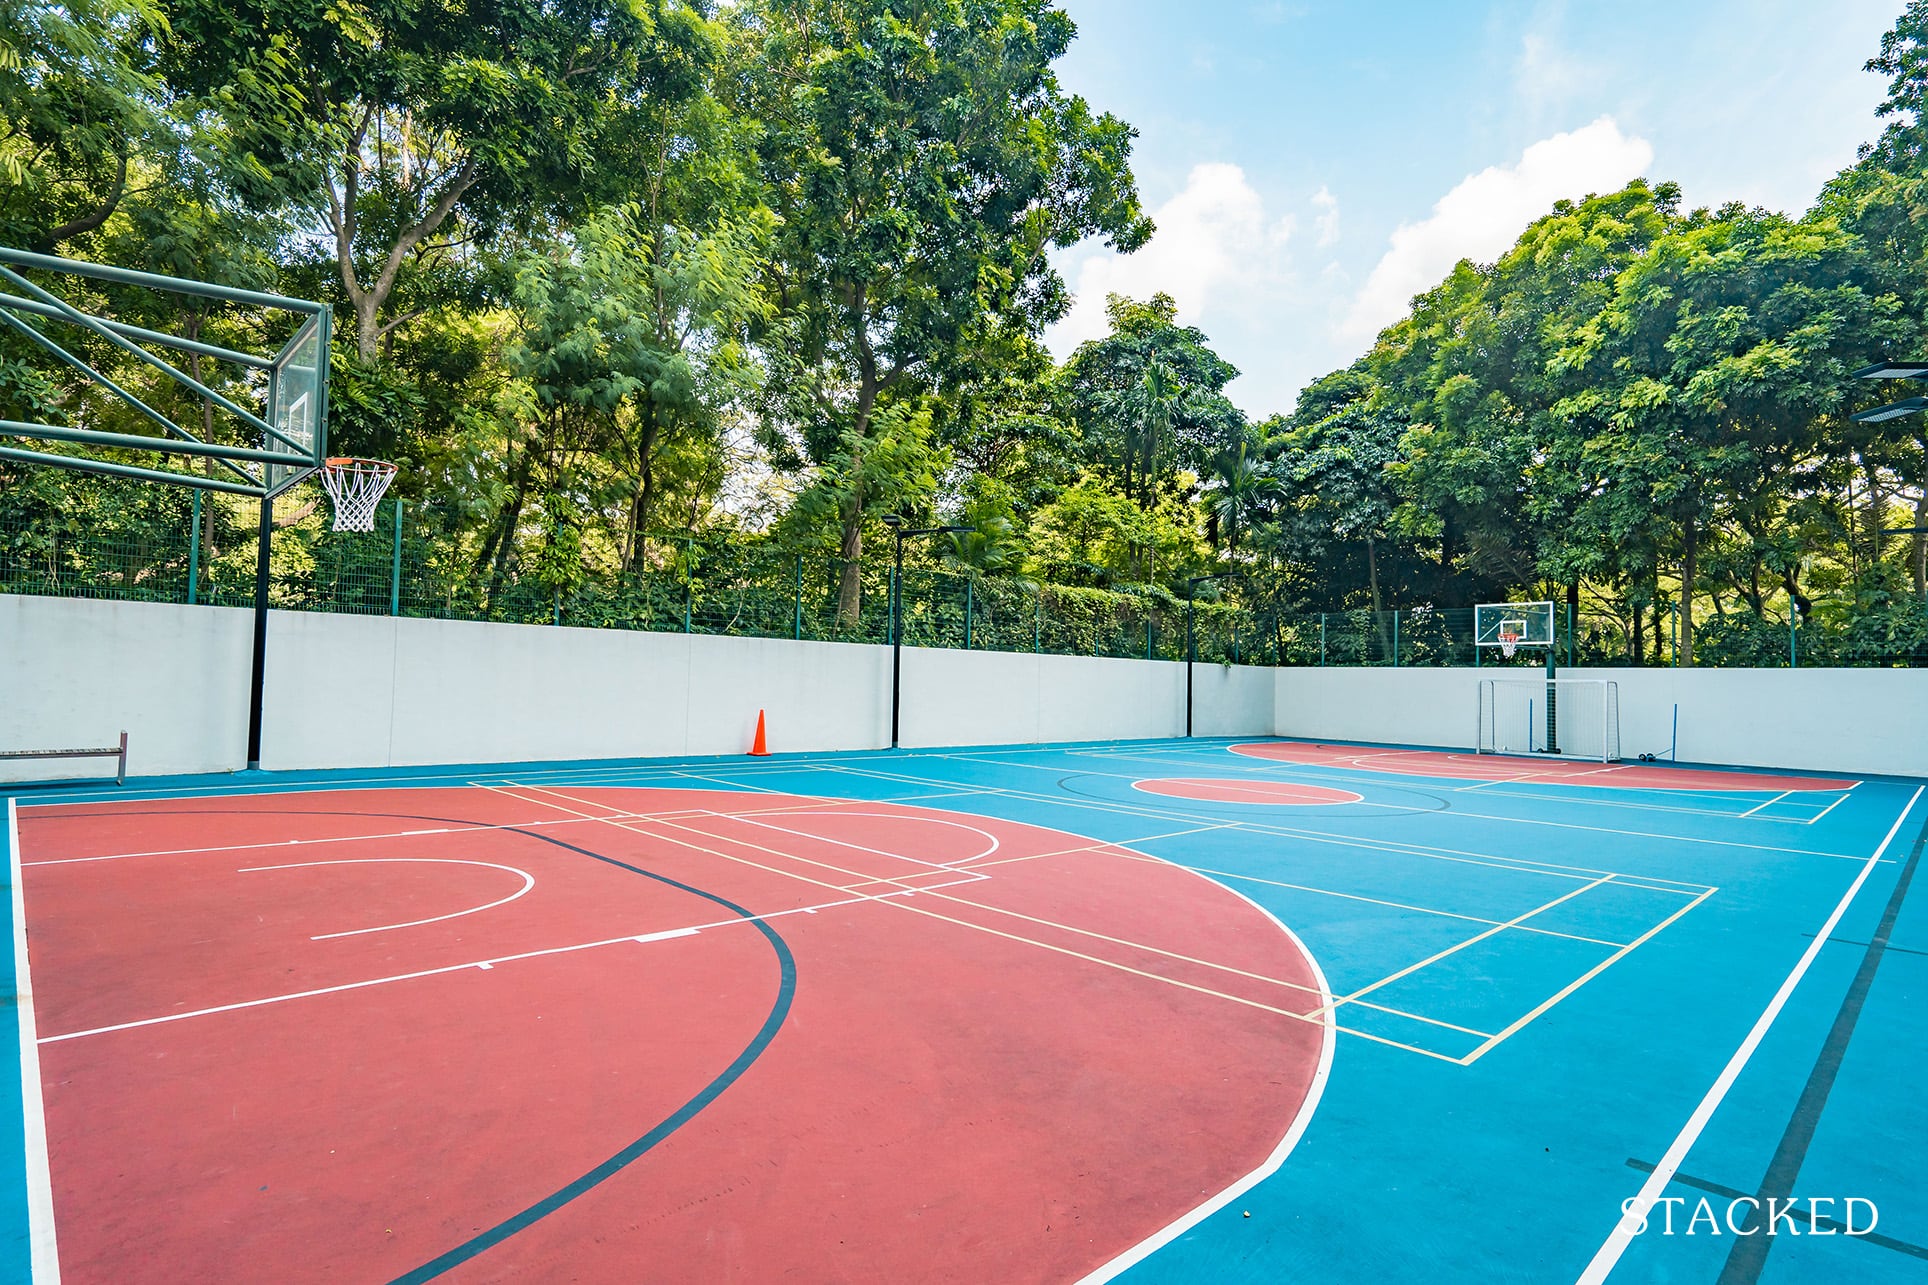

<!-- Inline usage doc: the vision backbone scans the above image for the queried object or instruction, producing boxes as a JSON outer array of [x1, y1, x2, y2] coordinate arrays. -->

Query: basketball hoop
[[318, 457, 398, 532], [1498, 627, 1521, 659]]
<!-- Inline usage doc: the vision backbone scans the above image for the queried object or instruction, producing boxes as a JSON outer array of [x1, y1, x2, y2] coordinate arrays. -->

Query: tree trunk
[[477, 446, 537, 609], [1366, 536, 1388, 659], [1680, 515, 1697, 668], [620, 413, 661, 574], [837, 507, 864, 631], [1566, 580, 1579, 662], [1915, 437, 1927, 601]]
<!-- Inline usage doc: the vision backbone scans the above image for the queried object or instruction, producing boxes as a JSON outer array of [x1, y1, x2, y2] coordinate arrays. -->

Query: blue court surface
[[4, 736, 1924, 1283]]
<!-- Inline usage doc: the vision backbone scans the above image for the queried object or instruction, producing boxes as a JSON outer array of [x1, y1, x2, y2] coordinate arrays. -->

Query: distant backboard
[[1474, 601, 1556, 649], [0, 246, 328, 497]]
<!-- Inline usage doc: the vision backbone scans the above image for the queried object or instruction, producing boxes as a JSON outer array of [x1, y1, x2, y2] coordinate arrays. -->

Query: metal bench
[[0, 731, 128, 785]]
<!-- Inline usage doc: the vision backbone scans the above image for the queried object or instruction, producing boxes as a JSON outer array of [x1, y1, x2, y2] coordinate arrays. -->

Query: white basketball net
[[1499, 627, 1521, 659], [318, 457, 398, 532]]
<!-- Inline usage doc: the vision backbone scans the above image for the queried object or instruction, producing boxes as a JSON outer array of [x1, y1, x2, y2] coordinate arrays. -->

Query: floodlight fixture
[[1852, 359, 1928, 380], [1851, 397, 1928, 424]]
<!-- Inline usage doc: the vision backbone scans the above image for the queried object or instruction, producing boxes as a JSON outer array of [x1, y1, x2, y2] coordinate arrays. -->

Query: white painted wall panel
[[2, 595, 251, 779], [1274, 664, 1928, 778], [12, 594, 1918, 781]]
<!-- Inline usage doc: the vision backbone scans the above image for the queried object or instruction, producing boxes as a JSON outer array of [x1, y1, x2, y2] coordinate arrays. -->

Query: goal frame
[[1476, 678, 1621, 763]]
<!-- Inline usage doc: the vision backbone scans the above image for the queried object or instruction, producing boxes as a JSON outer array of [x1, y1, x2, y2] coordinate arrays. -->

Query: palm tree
[[1205, 437, 1286, 557], [1122, 356, 1178, 508]]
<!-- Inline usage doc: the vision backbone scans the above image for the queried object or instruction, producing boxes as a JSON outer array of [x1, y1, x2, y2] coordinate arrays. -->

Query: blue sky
[[1042, 0, 1905, 418]]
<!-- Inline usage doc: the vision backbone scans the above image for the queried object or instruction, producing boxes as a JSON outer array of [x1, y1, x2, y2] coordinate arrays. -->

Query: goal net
[[1476, 679, 1620, 763]]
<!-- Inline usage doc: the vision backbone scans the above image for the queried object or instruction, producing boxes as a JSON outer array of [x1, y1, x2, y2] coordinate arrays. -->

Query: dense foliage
[[4, 0, 1928, 664]]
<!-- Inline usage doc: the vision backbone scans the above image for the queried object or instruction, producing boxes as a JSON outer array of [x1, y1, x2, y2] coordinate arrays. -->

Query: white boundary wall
[[4, 596, 1275, 777], [3, 596, 252, 779], [1276, 666, 1928, 779], [899, 646, 1274, 749], [11, 595, 1918, 780]]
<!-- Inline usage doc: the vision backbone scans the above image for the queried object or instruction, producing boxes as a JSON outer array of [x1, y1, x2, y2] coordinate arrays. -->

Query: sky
[[1041, 0, 1906, 418]]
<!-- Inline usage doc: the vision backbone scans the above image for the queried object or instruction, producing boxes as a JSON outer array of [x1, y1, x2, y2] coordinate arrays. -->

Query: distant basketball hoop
[[1498, 623, 1523, 659], [318, 457, 398, 532]]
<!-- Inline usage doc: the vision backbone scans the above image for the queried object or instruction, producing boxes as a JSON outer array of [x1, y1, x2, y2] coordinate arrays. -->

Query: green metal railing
[[3, 495, 1923, 667]]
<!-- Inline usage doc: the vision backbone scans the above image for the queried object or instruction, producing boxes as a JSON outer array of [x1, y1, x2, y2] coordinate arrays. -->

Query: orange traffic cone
[[750, 709, 770, 756]]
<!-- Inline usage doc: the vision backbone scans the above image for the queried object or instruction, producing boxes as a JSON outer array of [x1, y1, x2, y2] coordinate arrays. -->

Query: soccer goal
[[1477, 678, 1621, 763]]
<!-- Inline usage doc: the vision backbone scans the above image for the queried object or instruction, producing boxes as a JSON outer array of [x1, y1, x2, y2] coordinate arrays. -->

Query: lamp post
[[1852, 359, 1928, 597], [882, 515, 973, 749], [1185, 571, 1242, 738]]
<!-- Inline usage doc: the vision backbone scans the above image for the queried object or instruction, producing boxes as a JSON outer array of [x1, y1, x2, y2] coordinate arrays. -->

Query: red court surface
[[1132, 778, 1363, 806], [1229, 741, 1856, 791], [17, 786, 1330, 1284]]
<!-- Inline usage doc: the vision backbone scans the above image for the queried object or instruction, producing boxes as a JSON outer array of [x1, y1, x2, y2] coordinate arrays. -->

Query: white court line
[[1076, 863, 1338, 1282], [21, 789, 967, 867], [1461, 886, 1717, 1064], [723, 810, 1001, 867], [238, 858, 536, 940], [1577, 785, 1924, 1284], [1735, 790, 1793, 819], [8, 799, 60, 1282], [1324, 875, 1617, 1014], [1805, 791, 1854, 826], [890, 750, 1866, 861], [1138, 861, 1632, 949], [813, 760, 1704, 885], [36, 882, 933, 1045]]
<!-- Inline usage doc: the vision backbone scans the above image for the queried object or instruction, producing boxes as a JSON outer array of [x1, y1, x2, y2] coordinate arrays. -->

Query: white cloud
[[1312, 185, 1339, 248], [1341, 116, 1653, 341], [1045, 162, 1293, 355]]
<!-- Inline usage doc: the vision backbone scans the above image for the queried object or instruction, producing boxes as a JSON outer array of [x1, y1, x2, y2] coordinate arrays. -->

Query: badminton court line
[[935, 745, 1871, 854], [1322, 875, 1617, 1016], [1461, 885, 1718, 1064], [516, 784, 1469, 1064], [35, 883, 959, 1046], [817, 759, 1720, 889], [1578, 785, 1924, 1283], [1022, 748, 1876, 852], [1103, 857, 1632, 950], [23, 788, 1000, 868]]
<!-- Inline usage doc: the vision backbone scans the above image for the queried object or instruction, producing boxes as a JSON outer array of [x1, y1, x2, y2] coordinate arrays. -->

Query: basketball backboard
[[0, 246, 328, 498]]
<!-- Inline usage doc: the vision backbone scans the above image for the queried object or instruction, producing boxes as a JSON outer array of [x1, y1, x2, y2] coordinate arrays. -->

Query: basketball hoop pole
[[246, 493, 273, 769]]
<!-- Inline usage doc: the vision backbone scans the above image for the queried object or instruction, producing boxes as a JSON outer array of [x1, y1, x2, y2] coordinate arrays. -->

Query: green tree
[[0, 0, 160, 249], [734, 0, 1150, 625], [1060, 292, 1244, 508], [163, 0, 718, 361]]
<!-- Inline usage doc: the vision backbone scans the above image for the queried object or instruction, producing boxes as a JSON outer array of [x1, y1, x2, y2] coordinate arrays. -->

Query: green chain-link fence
[[4, 497, 1923, 666]]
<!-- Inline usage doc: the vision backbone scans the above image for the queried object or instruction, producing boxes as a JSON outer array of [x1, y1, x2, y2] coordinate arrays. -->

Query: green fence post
[[964, 578, 973, 650], [1790, 610, 1798, 668], [793, 555, 803, 640], [1566, 601, 1574, 668], [1320, 613, 1327, 666], [1034, 595, 1042, 653], [187, 489, 200, 605], [1391, 611, 1399, 667], [390, 497, 403, 616], [683, 582, 692, 633], [553, 589, 561, 626], [1146, 616, 1154, 659]]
